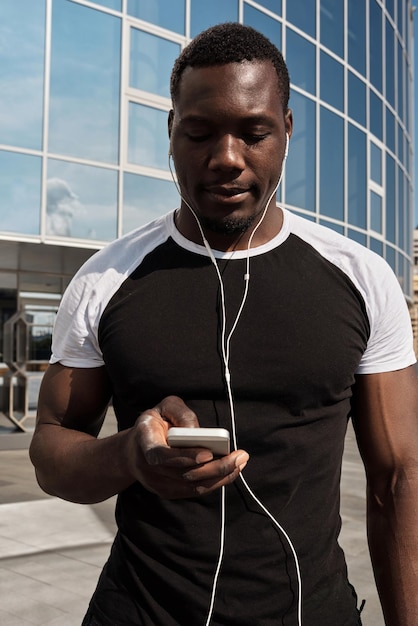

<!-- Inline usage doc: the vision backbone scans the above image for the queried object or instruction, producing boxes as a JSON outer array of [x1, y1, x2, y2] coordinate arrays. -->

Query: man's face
[[168, 60, 292, 248]]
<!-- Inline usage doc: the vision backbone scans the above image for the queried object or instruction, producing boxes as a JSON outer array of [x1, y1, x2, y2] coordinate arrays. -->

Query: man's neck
[[174, 205, 284, 252]]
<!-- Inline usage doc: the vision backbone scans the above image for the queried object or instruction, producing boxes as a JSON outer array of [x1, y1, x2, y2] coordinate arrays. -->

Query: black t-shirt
[[52, 209, 415, 625]]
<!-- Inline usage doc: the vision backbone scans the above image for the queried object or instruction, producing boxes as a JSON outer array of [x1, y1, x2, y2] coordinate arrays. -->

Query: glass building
[[0, 0, 415, 368]]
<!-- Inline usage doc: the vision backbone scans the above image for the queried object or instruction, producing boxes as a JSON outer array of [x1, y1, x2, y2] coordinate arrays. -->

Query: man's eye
[[186, 133, 210, 142], [244, 133, 269, 144]]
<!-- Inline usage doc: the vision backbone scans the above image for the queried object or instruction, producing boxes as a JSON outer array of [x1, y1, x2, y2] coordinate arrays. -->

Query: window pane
[[397, 252, 405, 290], [386, 108, 395, 153], [348, 0, 366, 74], [397, 40, 404, 123], [253, 0, 282, 14], [369, 0, 382, 91], [347, 229, 367, 246], [370, 91, 383, 141], [243, 5, 281, 50], [286, 93, 316, 213], [320, 0, 343, 58], [370, 191, 383, 233], [370, 237, 383, 256], [128, 104, 169, 170], [319, 220, 344, 234], [348, 72, 366, 126], [348, 124, 366, 229], [286, 0, 316, 38], [292, 210, 316, 222], [320, 51, 343, 111], [46, 160, 117, 241], [190, 0, 238, 37], [398, 123, 404, 165], [398, 168, 404, 248], [397, 0, 404, 40], [130, 29, 180, 99], [123, 173, 178, 233], [286, 29, 316, 95], [387, 0, 395, 20], [128, 0, 185, 34], [406, 139, 411, 175], [0, 150, 41, 235], [0, 0, 45, 150], [320, 108, 344, 220], [386, 153, 396, 244], [405, 59, 410, 132], [92, 0, 121, 9], [386, 245, 396, 272], [407, 185, 412, 256], [370, 143, 382, 184], [49, 0, 121, 163], [385, 19, 395, 108]]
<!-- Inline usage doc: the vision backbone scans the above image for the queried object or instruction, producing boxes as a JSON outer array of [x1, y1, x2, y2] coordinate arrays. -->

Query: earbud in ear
[[284, 133, 289, 159]]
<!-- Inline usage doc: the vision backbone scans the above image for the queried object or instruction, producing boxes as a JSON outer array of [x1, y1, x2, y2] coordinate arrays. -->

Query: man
[[30, 23, 418, 626]]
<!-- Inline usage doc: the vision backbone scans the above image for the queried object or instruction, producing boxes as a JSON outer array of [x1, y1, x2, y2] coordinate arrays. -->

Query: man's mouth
[[204, 185, 251, 203]]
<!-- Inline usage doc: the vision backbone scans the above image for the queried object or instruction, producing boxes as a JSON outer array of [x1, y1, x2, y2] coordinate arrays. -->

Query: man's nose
[[208, 135, 245, 172]]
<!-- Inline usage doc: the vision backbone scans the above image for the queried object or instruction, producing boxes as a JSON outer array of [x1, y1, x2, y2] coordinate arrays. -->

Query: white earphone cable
[[169, 134, 301, 626]]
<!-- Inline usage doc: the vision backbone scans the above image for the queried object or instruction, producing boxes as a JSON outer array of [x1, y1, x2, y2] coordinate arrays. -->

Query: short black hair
[[170, 22, 290, 111]]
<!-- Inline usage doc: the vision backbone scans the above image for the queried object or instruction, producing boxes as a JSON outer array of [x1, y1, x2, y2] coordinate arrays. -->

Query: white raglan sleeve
[[286, 209, 416, 375], [355, 255, 416, 374], [49, 213, 174, 368], [50, 266, 107, 368]]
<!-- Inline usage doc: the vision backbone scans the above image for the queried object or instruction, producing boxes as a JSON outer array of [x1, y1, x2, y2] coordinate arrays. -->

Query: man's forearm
[[29, 423, 137, 504], [367, 472, 418, 626]]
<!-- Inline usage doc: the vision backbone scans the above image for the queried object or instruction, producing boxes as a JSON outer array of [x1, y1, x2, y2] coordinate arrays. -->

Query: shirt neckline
[[168, 208, 291, 259]]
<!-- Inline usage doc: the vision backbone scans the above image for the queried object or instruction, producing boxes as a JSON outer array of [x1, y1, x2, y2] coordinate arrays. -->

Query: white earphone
[[284, 132, 289, 159]]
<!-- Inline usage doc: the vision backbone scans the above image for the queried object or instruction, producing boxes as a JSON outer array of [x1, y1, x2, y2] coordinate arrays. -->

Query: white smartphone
[[167, 427, 230, 456]]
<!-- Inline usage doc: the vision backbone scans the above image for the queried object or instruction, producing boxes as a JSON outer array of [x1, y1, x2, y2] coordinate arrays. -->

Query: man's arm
[[352, 365, 418, 626], [29, 363, 249, 504]]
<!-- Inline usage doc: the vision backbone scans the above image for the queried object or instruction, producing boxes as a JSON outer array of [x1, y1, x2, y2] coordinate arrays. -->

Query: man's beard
[[199, 213, 257, 235]]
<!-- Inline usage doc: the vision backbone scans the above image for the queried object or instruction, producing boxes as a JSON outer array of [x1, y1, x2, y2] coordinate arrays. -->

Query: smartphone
[[167, 427, 230, 456]]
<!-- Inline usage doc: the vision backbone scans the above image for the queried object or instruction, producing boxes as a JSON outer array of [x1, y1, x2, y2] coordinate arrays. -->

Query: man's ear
[[285, 108, 293, 139]]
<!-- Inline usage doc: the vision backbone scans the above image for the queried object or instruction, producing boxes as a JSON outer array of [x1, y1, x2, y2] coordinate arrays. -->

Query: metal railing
[[2, 307, 56, 431]]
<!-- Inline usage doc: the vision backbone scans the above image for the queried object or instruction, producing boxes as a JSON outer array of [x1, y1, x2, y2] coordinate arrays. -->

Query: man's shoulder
[[75, 211, 174, 279], [59, 211, 175, 318], [284, 210, 390, 279]]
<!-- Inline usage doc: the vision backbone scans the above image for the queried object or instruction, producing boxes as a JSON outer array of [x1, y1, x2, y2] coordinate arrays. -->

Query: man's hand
[[128, 395, 249, 499], [31, 366, 248, 503]]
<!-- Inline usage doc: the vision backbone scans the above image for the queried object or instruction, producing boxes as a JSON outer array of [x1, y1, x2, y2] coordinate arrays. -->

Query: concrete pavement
[[0, 410, 384, 625]]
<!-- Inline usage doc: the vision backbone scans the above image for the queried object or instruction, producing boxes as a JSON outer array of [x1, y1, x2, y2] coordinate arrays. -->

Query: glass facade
[[0, 0, 414, 297]]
